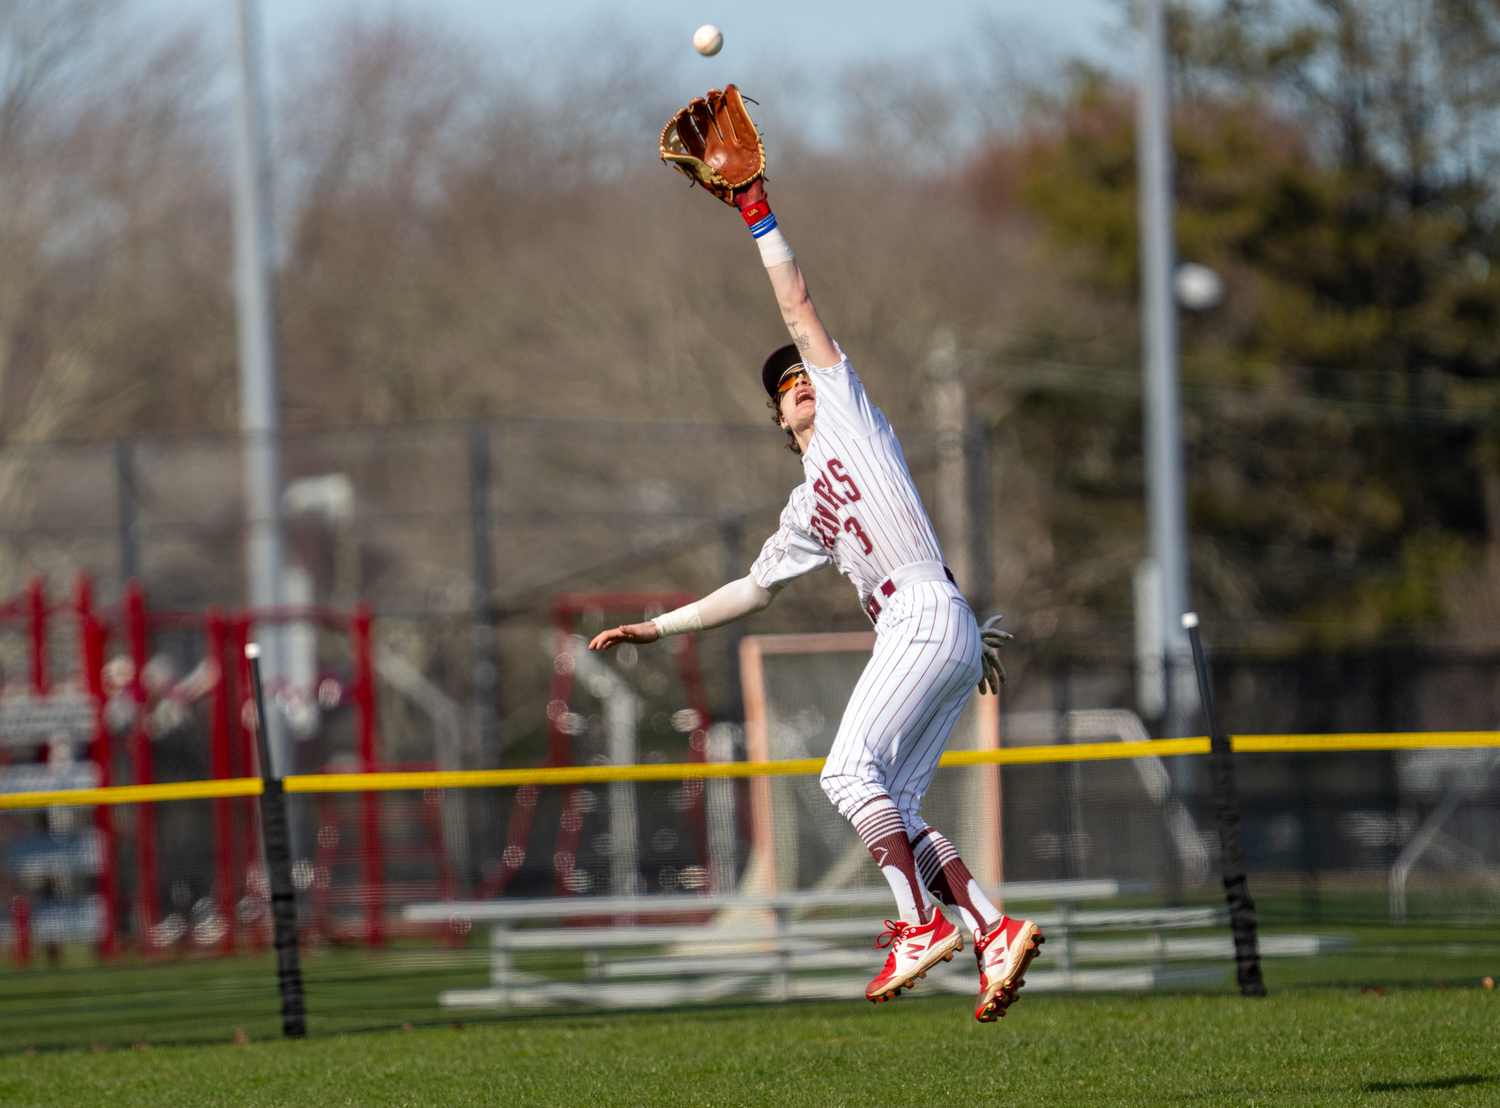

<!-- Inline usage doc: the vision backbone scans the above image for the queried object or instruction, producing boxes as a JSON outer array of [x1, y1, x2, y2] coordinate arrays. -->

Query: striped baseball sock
[[851, 796, 933, 925], [911, 828, 1001, 940]]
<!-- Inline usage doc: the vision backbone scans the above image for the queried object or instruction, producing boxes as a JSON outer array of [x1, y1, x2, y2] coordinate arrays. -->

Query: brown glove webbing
[[659, 84, 766, 205]]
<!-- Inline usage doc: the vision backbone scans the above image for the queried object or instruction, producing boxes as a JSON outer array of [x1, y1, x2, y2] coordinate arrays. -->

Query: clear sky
[[146, 0, 1131, 89]]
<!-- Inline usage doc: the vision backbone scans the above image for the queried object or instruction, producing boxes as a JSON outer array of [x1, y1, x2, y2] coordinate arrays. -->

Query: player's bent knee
[[899, 812, 929, 842], [819, 769, 883, 822]]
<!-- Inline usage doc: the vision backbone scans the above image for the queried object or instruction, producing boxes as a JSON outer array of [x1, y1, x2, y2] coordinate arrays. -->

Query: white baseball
[[693, 24, 723, 56]]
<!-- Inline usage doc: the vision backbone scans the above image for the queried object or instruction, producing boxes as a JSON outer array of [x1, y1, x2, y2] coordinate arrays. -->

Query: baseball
[[693, 24, 723, 56]]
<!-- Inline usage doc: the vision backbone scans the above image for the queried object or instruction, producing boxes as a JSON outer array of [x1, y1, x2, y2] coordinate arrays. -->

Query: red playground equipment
[[475, 592, 715, 900], [0, 573, 438, 957]]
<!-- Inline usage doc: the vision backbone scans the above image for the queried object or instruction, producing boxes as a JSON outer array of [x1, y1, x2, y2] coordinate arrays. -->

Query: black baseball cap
[[761, 344, 805, 399]]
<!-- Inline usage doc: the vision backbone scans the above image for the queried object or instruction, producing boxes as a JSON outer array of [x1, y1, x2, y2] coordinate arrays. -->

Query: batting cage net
[[1, 621, 1498, 1051]]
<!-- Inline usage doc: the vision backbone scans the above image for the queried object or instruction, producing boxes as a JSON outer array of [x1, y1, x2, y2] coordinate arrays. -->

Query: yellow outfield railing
[[2, 731, 1498, 810]]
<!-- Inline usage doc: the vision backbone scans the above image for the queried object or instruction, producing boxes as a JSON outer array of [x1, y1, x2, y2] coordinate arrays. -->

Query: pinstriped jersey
[[751, 344, 947, 610]]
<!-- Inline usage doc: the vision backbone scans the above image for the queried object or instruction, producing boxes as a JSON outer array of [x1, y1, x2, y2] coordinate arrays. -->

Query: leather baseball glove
[[659, 84, 765, 203], [977, 615, 1014, 695]]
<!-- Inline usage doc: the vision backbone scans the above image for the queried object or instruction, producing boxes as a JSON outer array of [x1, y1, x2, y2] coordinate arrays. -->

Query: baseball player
[[589, 87, 1042, 1021]]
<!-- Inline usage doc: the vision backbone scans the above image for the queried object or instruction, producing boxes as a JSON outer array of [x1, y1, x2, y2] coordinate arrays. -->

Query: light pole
[[1136, 0, 1194, 741], [231, 0, 287, 772]]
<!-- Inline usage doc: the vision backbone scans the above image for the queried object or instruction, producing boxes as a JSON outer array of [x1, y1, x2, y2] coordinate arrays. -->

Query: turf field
[[2, 989, 1496, 1106]]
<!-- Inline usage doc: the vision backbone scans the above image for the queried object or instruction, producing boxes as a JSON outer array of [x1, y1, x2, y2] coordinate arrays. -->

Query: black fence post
[[1054, 661, 1086, 881], [966, 416, 991, 618], [115, 439, 141, 586], [721, 519, 744, 721], [248, 643, 308, 1037], [469, 422, 500, 769], [1183, 612, 1267, 998]]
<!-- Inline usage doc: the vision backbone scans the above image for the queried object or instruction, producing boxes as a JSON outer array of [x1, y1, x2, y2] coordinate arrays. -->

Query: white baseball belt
[[863, 560, 956, 625]]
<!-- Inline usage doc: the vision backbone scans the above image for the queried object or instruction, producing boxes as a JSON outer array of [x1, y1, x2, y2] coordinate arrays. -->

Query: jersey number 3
[[843, 516, 873, 554], [812, 458, 872, 554]]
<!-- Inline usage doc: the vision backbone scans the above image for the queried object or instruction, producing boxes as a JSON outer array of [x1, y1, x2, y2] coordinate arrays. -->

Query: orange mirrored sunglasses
[[777, 368, 810, 396]]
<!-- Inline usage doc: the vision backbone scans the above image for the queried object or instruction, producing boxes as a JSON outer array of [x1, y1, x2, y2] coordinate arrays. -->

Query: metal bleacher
[[405, 881, 1351, 1010]]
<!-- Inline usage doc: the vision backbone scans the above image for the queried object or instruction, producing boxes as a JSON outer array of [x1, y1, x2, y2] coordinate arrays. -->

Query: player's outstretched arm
[[659, 87, 837, 368], [767, 254, 839, 370], [588, 576, 781, 652], [733, 181, 840, 369], [589, 622, 660, 651]]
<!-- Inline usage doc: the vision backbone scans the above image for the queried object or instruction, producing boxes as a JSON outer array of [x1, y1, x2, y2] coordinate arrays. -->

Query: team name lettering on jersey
[[809, 462, 874, 554], [810, 497, 841, 550], [750, 349, 948, 612], [828, 458, 862, 501]]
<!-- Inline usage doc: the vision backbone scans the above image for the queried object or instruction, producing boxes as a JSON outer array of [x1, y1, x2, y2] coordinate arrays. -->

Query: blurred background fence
[[7, 417, 1498, 913]]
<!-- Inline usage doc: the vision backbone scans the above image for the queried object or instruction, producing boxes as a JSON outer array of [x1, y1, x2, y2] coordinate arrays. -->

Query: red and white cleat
[[865, 913, 963, 1003], [974, 915, 1044, 1023]]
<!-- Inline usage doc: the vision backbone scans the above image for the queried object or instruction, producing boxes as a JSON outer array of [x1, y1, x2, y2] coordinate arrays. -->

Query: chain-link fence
[[1, 423, 1498, 1046]]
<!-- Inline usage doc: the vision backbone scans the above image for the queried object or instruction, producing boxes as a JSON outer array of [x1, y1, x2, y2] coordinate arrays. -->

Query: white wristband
[[756, 227, 795, 269], [652, 603, 704, 638]]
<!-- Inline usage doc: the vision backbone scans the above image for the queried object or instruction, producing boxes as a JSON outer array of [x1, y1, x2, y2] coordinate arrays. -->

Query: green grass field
[[2, 904, 1497, 1106], [3, 912, 1496, 1054], [2, 990, 1496, 1107]]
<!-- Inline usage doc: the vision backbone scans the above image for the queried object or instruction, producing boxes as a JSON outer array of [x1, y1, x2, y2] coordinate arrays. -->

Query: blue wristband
[[748, 213, 778, 238]]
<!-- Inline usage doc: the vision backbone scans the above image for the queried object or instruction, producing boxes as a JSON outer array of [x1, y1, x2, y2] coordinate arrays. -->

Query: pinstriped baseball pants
[[819, 580, 983, 836]]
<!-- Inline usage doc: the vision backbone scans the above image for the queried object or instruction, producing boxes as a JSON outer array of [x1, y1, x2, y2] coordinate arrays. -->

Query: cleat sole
[[974, 922, 1046, 1022], [869, 917, 963, 1005]]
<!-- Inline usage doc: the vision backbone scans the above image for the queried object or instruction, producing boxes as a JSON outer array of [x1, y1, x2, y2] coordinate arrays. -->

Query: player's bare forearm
[[589, 579, 778, 653], [767, 258, 840, 369], [588, 623, 659, 651]]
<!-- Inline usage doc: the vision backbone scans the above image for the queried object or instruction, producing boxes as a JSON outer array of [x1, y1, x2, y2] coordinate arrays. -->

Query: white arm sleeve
[[652, 576, 779, 638], [757, 227, 795, 268]]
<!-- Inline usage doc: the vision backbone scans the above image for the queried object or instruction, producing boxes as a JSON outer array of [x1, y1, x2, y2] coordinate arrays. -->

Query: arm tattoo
[[791, 325, 812, 352]]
